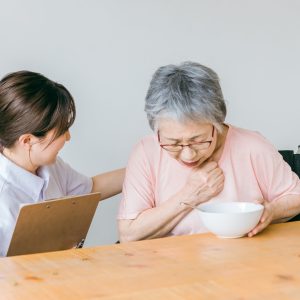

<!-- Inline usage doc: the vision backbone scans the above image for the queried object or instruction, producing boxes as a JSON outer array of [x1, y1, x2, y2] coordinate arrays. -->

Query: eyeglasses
[[158, 126, 215, 152]]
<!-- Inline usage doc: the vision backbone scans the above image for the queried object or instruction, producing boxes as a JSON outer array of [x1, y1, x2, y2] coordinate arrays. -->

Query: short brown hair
[[0, 71, 76, 150]]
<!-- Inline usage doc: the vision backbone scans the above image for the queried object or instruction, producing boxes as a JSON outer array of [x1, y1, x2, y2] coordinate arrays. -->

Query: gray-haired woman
[[118, 61, 300, 242]]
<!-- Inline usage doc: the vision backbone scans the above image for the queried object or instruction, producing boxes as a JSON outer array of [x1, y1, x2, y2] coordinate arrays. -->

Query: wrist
[[176, 189, 208, 208], [269, 199, 282, 221]]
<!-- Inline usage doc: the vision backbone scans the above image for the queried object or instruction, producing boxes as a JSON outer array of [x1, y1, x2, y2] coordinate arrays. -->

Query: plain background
[[0, 0, 299, 246]]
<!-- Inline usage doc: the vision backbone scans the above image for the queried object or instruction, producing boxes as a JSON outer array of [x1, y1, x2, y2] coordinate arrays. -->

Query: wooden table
[[1, 222, 300, 299]]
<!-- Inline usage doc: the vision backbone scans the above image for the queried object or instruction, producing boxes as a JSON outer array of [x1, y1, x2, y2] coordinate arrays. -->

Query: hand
[[180, 161, 224, 206], [248, 199, 275, 237]]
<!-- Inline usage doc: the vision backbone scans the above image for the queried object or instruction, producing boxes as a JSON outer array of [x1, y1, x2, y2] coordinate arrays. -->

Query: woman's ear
[[18, 134, 36, 150]]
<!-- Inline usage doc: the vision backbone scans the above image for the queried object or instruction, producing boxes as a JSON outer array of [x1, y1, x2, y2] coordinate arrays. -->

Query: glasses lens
[[162, 141, 211, 152], [162, 145, 182, 152], [191, 142, 211, 150]]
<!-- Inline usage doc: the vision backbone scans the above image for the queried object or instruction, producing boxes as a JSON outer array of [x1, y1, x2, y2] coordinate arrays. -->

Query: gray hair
[[144, 61, 226, 131]]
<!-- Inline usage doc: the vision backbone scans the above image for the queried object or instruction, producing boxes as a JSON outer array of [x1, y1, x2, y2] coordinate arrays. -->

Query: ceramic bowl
[[198, 202, 264, 238]]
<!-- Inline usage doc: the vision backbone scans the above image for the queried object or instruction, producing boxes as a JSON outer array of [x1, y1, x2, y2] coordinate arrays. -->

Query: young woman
[[0, 71, 125, 256]]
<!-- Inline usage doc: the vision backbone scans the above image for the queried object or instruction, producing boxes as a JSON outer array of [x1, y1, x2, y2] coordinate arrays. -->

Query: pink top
[[118, 125, 300, 236]]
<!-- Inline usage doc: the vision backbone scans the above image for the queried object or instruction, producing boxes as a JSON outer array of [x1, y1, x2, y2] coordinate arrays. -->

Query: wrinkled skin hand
[[248, 199, 275, 237], [180, 161, 225, 206]]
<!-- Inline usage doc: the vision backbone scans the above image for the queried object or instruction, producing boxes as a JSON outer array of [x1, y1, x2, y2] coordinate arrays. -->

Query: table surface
[[1, 222, 300, 300]]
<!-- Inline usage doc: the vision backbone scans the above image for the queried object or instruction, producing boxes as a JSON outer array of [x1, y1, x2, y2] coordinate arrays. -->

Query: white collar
[[0, 153, 48, 202]]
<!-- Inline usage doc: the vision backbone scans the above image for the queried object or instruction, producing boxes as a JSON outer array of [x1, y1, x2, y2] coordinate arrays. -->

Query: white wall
[[0, 0, 299, 246]]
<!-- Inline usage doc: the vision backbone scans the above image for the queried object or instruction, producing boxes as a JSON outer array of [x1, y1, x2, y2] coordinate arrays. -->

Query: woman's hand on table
[[248, 199, 275, 237]]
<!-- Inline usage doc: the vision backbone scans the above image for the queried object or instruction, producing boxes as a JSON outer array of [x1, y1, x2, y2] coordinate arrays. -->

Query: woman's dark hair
[[0, 71, 76, 150]]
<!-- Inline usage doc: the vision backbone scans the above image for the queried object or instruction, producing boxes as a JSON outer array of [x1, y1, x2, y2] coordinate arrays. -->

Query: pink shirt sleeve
[[249, 135, 300, 201], [118, 139, 155, 219]]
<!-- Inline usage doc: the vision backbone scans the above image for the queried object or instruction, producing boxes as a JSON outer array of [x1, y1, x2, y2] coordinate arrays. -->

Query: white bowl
[[198, 202, 264, 238]]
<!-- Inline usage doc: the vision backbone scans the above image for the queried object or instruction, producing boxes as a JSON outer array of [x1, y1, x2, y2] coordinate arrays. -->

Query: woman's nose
[[179, 146, 196, 161], [65, 130, 71, 142]]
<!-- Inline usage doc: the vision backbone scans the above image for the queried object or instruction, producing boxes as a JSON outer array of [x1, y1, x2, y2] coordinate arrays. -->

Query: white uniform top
[[0, 153, 93, 256]]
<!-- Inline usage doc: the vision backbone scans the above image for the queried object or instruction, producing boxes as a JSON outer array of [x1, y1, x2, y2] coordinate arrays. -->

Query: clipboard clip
[[76, 239, 85, 248]]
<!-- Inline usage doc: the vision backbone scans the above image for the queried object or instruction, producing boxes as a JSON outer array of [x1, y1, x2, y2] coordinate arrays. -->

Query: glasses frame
[[158, 125, 215, 152]]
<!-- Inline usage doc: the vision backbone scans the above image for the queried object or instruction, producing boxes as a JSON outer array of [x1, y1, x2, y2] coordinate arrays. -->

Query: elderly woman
[[118, 62, 300, 242]]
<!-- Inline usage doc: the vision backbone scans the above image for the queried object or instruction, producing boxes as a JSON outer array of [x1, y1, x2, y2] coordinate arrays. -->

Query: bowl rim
[[198, 201, 264, 215]]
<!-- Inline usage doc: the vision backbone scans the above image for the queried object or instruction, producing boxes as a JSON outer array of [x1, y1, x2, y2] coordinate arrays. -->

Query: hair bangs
[[50, 85, 76, 141]]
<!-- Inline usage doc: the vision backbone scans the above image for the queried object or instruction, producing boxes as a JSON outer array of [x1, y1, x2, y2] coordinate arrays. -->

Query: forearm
[[119, 193, 193, 242], [272, 194, 300, 222], [92, 168, 125, 200]]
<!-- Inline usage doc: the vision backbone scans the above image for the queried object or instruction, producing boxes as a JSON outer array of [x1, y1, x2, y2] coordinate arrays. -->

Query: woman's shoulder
[[43, 157, 73, 179], [227, 124, 277, 156], [127, 135, 162, 169], [140, 134, 159, 147], [229, 124, 265, 139], [226, 125, 278, 158], [132, 135, 160, 155]]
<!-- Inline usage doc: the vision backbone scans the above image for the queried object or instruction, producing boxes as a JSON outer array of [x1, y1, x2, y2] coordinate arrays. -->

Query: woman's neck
[[2, 148, 38, 175]]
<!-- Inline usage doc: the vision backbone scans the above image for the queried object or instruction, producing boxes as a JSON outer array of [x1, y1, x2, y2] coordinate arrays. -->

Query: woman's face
[[157, 118, 217, 168], [30, 129, 71, 167]]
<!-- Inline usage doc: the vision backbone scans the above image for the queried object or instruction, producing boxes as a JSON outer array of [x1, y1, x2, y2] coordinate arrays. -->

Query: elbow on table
[[118, 220, 142, 243], [119, 234, 139, 243], [119, 233, 142, 243]]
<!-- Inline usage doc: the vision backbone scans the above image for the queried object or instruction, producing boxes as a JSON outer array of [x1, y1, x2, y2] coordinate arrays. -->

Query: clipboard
[[7, 192, 101, 256]]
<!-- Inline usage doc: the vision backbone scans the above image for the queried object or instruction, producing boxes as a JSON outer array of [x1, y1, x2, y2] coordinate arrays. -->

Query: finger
[[215, 171, 225, 182], [248, 224, 265, 237], [209, 178, 224, 195], [205, 169, 224, 186], [259, 208, 269, 223], [215, 183, 224, 195], [248, 213, 269, 237], [201, 161, 218, 172], [208, 167, 223, 177], [207, 171, 224, 188], [248, 215, 272, 237]]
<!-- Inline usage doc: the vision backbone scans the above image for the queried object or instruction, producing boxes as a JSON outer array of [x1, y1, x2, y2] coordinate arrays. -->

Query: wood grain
[[1, 222, 300, 299]]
